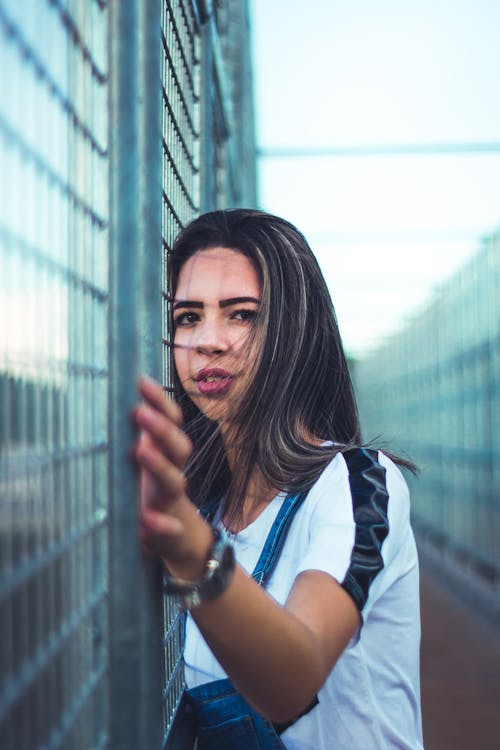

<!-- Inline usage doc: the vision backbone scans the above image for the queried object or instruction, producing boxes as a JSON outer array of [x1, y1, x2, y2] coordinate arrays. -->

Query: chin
[[194, 399, 229, 424]]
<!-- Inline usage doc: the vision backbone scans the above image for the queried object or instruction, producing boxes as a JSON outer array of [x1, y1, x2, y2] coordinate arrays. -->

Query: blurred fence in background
[[0, 0, 256, 748], [355, 231, 500, 603]]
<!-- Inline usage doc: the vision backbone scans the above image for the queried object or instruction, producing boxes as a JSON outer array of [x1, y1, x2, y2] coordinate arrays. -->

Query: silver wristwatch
[[163, 528, 235, 610]]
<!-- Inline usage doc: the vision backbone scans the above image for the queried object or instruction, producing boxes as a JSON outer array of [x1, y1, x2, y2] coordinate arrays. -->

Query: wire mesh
[[159, 2, 256, 741], [0, 1, 109, 748], [160, 0, 201, 739], [355, 232, 500, 586]]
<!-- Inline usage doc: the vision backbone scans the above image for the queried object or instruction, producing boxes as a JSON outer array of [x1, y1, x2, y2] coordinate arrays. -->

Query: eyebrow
[[173, 296, 260, 310]]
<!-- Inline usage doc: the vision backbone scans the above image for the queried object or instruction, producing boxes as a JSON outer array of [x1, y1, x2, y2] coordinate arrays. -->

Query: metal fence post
[[108, 0, 164, 747]]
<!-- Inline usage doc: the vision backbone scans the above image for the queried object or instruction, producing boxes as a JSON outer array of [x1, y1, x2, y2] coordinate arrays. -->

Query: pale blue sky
[[250, 0, 500, 357]]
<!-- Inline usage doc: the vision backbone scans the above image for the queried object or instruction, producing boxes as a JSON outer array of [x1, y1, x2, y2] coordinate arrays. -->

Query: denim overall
[[185, 491, 318, 750]]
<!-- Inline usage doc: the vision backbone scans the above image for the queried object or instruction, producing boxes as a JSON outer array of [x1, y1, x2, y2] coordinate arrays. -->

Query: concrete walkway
[[420, 568, 500, 750]]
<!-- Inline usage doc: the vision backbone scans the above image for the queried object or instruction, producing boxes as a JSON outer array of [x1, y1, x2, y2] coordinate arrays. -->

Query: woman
[[134, 209, 424, 749]]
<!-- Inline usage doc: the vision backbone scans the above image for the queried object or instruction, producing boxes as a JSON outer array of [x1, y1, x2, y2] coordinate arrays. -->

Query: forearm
[[189, 564, 327, 722], [146, 495, 352, 722], [153, 501, 323, 719]]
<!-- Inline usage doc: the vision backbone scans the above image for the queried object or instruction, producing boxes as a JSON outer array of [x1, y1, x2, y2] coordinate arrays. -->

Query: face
[[173, 246, 261, 424]]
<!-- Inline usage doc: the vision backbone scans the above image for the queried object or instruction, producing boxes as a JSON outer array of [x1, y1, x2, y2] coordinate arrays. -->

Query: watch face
[[164, 534, 236, 610]]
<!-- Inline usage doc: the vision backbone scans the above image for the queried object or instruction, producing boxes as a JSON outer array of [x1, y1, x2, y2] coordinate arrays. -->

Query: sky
[[249, 0, 500, 358]]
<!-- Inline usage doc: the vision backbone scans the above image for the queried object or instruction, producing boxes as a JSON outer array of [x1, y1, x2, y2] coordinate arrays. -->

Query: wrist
[[164, 527, 236, 610]]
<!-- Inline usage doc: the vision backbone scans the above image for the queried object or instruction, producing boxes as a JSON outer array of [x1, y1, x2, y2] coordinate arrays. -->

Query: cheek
[[238, 330, 260, 363], [231, 326, 257, 355]]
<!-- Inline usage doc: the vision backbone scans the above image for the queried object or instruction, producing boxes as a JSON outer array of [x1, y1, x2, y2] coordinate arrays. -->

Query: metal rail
[[259, 142, 500, 158]]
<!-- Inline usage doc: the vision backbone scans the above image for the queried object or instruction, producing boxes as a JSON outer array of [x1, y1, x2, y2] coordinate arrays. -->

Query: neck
[[218, 421, 278, 531], [222, 465, 278, 533], [223, 484, 278, 533]]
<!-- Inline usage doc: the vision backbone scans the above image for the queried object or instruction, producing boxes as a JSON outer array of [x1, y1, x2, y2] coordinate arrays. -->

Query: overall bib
[[185, 491, 318, 750]]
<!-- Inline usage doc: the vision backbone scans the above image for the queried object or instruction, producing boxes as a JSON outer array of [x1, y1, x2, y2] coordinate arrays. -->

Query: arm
[[134, 376, 360, 723]]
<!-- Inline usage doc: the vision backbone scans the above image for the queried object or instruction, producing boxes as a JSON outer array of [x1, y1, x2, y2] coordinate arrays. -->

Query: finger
[[139, 509, 185, 558], [139, 507, 184, 540], [138, 375, 183, 426], [135, 433, 187, 501], [135, 404, 192, 468]]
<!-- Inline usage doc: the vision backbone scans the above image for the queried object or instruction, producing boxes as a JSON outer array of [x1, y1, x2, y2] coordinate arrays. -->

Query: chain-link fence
[[0, 0, 256, 747]]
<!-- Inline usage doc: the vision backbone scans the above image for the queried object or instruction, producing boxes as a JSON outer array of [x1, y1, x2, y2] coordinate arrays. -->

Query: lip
[[195, 367, 234, 396]]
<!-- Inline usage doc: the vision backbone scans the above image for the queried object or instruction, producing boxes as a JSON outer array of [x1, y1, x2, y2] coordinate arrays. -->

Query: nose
[[193, 317, 229, 356]]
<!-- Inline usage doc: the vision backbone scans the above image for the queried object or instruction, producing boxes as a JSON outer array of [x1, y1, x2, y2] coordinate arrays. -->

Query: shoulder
[[307, 447, 410, 525], [295, 448, 415, 612]]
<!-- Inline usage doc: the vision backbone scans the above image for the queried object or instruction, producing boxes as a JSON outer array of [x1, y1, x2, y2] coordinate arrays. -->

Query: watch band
[[164, 527, 235, 610]]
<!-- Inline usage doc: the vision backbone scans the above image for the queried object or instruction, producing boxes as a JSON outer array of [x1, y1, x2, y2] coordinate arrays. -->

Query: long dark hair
[[170, 209, 413, 524]]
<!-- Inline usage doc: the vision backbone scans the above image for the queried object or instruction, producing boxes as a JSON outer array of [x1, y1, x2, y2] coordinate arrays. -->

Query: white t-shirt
[[184, 450, 424, 750]]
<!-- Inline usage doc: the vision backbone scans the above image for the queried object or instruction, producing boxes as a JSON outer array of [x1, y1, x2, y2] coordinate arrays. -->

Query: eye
[[231, 308, 258, 323], [174, 311, 199, 327]]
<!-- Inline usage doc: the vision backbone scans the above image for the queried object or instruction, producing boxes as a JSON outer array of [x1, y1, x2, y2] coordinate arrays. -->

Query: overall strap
[[200, 496, 221, 524], [249, 489, 320, 729], [251, 491, 308, 586]]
